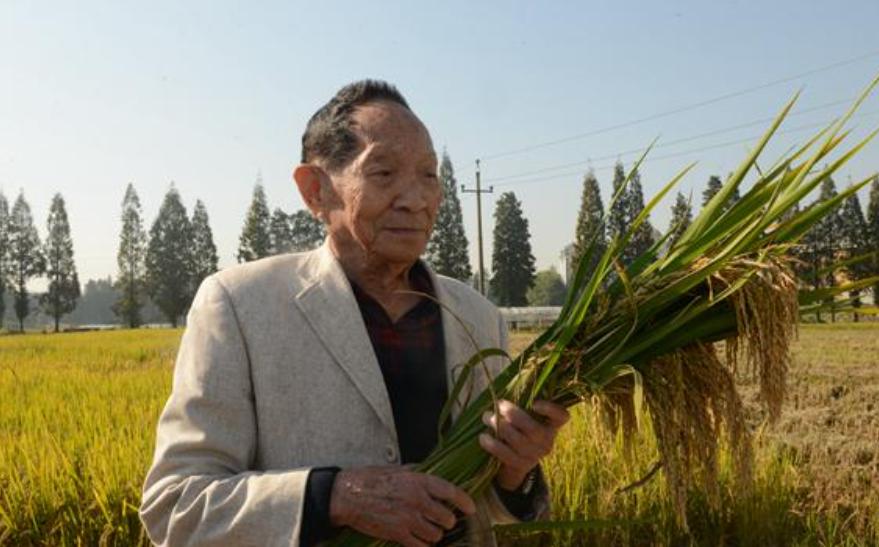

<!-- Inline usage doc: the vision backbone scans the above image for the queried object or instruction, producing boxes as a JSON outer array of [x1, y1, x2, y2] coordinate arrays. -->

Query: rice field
[[1, 325, 878, 546]]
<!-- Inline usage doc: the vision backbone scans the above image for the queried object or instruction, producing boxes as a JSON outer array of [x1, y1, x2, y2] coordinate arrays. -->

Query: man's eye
[[370, 170, 393, 177]]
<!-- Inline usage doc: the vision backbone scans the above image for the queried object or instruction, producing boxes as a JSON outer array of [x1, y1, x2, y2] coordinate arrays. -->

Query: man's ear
[[293, 164, 329, 221]]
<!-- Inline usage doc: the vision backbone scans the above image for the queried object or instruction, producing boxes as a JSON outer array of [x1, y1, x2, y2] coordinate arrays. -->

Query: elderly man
[[140, 80, 569, 547]]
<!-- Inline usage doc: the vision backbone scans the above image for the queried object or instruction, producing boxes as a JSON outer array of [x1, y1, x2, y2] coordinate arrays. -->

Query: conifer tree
[[702, 175, 724, 206], [572, 170, 605, 281], [113, 183, 147, 328], [490, 192, 535, 306], [190, 199, 219, 292], [838, 190, 869, 320], [425, 151, 472, 281], [668, 192, 693, 246], [289, 210, 325, 251], [8, 192, 45, 332], [40, 193, 80, 331], [607, 162, 629, 249], [238, 182, 272, 262], [703, 174, 740, 213], [801, 176, 844, 321], [626, 168, 656, 262], [0, 193, 9, 328], [867, 177, 879, 305], [607, 163, 655, 266], [146, 186, 194, 327], [269, 208, 294, 254]]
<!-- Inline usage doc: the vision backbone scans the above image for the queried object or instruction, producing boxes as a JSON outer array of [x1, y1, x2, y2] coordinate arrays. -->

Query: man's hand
[[329, 466, 477, 547], [479, 399, 570, 491]]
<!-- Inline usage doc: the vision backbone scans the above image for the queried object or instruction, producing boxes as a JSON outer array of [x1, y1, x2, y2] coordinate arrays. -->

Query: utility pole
[[462, 159, 493, 296]]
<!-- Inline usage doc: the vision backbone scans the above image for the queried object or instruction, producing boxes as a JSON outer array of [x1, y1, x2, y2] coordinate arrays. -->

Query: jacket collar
[[291, 242, 478, 438]]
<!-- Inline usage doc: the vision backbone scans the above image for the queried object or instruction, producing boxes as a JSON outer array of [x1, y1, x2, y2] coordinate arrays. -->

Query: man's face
[[320, 101, 442, 266]]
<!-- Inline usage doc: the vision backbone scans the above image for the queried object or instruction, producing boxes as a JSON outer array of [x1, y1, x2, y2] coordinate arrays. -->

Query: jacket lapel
[[430, 270, 482, 422], [291, 245, 398, 440]]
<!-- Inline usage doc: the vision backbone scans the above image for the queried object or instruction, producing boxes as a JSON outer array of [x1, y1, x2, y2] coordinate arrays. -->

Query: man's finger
[[532, 400, 571, 429], [490, 416, 547, 460], [479, 432, 531, 471], [415, 491, 458, 530], [407, 513, 445, 544], [496, 400, 544, 438], [423, 476, 477, 516], [396, 529, 431, 547]]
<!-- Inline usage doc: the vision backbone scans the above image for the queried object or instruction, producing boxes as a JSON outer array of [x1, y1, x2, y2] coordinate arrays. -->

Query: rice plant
[[329, 74, 879, 546]]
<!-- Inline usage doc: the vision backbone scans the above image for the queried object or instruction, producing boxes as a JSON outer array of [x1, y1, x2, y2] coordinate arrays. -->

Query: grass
[[0, 325, 877, 545], [0, 330, 179, 546]]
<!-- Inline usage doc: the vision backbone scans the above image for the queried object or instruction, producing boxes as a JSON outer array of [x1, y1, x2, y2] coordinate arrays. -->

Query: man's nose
[[395, 177, 430, 211]]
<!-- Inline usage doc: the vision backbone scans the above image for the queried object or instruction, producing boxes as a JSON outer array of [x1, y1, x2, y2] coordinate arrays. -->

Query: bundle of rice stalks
[[329, 75, 879, 545]]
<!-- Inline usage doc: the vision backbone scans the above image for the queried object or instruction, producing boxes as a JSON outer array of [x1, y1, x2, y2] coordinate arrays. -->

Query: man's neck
[[329, 238, 421, 322]]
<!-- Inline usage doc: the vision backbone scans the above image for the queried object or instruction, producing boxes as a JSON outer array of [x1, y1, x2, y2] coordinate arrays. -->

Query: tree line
[[0, 192, 79, 332], [570, 166, 879, 320], [0, 178, 327, 332], [3, 159, 876, 331], [434, 153, 879, 313], [112, 179, 327, 329]]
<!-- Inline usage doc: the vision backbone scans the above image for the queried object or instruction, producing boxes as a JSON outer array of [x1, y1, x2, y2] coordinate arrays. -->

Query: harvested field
[[0, 324, 877, 545], [503, 323, 879, 546]]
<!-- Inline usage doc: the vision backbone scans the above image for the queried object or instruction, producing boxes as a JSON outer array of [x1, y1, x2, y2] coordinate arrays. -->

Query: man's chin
[[372, 242, 427, 266]]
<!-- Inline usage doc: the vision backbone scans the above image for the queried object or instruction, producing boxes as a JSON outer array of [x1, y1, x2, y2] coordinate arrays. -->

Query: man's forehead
[[359, 141, 436, 162], [352, 102, 432, 143], [350, 104, 435, 162]]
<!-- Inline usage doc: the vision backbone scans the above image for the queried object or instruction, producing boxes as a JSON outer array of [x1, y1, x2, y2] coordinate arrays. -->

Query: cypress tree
[[572, 170, 605, 282], [702, 175, 724, 207], [190, 199, 219, 292], [607, 163, 655, 266], [237, 183, 272, 262], [113, 183, 147, 328], [425, 151, 473, 281], [8, 192, 46, 332], [626, 168, 656, 262], [269, 208, 294, 254], [607, 162, 629, 249], [838, 190, 869, 320], [668, 192, 693, 246], [0, 193, 9, 329], [490, 192, 535, 306], [146, 186, 194, 327], [289, 210, 325, 252], [703, 174, 740, 213], [801, 176, 844, 321], [40, 194, 80, 332], [867, 177, 879, 305]]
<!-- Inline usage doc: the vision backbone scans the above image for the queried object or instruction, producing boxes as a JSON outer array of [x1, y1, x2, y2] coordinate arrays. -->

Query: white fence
[[499, 307, 562, 330]]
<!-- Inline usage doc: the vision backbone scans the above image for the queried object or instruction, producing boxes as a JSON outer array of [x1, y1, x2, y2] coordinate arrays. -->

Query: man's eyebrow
[[360, 145, 391, 162]]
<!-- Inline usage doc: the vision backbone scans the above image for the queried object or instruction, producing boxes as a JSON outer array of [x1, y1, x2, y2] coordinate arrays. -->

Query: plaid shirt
[[301, 263, 535, 546], [350, 261, 449, 464]]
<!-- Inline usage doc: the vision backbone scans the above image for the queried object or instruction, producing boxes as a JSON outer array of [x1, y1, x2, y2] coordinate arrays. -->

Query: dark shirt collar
[[348, 261, 436, 325]]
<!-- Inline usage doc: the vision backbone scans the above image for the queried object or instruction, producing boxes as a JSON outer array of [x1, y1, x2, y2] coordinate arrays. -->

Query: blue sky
[[2, 0, 879, 286]]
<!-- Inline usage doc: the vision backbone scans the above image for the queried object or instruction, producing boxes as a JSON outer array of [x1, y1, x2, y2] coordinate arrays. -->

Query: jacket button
[[385, 445, 398, 463]]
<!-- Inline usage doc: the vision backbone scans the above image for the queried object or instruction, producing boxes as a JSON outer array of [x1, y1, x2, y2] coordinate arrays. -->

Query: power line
[[455, 48, 879, 171], [474, 109, 879, 189], [484, 97, 854, 184]]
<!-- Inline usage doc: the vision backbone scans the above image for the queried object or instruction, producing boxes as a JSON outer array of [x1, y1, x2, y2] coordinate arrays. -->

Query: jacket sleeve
[[139, 276, 311, 547], [479, 312, 552, 526]]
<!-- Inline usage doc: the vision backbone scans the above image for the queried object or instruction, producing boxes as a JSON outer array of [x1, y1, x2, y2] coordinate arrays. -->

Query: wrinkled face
[[322, 101, 441, 265]]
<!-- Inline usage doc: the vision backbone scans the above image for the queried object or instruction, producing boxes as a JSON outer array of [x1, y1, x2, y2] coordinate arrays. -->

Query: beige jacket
[[140, 244, 548, 546]]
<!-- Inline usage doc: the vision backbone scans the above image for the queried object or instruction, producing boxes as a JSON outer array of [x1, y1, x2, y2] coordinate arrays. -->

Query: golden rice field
[[1, 325, 878, 546]]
